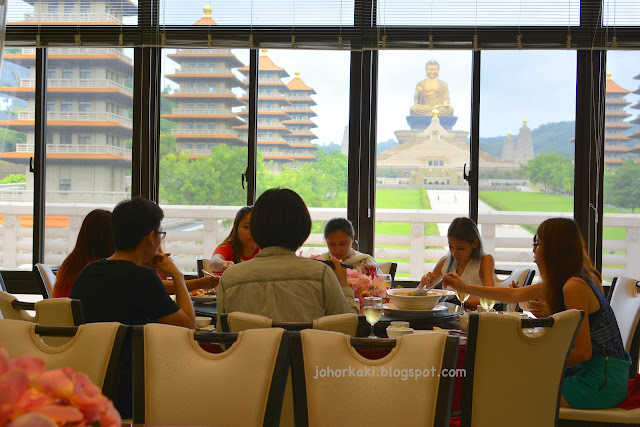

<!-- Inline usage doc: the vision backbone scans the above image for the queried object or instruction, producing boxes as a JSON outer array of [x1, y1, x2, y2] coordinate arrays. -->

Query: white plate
[[383, 303, 448, 314], [191, 295, 216, 303], [197, 325, 216, 331]]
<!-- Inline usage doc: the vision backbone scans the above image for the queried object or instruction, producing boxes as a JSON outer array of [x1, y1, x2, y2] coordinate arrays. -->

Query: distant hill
[[320, 142, 342, 153], [479, 121, 576, 159], [378, 139, 399, 154]]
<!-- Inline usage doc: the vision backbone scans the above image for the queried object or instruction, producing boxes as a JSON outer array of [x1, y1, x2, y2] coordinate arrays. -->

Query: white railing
[[171, 129, 238, 136], [21, 79, 133, 96], [173, 48, 233, 55], [0, 204, 638, 283], [175, 69, 232, 75], [180, 148, 213, 155], [18, 112, 132, 128], [176, 89, 234, 95], [257, 137, 289, 143], [16, 143, 132, 157], [258, 108, 288, 113], [22, 12, 122, 23], [169, 109, 231, 115], [20, 48, 132, 65]]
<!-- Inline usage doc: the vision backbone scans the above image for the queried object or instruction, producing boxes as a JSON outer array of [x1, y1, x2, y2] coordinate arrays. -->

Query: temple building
[[501, 121, 534, 165], [0, 0, 136, 202], [236, 51, 317, 173], [632, 72, 640, 145], [283, 73, 319, 167], [604, 73, 634, 167], [162, 6, 246, 156]]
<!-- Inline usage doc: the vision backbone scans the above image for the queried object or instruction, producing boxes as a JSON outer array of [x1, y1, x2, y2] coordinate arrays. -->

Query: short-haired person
[[443, 218, 630, 409], [216, 189, 357, 325], [70, 198, 196, 418], [322, 217, 379, 274]]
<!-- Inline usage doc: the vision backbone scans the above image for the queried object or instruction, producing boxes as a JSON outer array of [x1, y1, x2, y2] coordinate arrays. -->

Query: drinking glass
[[479, 297, 496, 311], [381, 274, 392, 288], [363, 296, 383, 338], [456, 282, 471, 306]]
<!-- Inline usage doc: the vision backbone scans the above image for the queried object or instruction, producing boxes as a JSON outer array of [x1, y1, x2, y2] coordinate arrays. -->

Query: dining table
[[192, 299, 463, 334]]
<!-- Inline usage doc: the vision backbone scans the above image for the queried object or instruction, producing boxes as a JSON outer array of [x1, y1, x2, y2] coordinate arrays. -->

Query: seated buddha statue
[[410, 59, 454, 116]]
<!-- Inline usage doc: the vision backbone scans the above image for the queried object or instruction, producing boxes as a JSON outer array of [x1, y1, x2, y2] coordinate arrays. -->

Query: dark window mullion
[[246, 49, 258, 205], [33, 48, 47, 269], [468, 51, 481, 223]]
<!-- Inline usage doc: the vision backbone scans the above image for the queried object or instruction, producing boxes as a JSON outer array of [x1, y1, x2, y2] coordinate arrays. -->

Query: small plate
[[197, 325, 216, 332], [383, 303, 448, 314], [191, 295, 216, 303]]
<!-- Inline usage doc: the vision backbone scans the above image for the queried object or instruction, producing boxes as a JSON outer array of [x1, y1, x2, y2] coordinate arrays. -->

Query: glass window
[[61, 100, 73, 111], [0, 47, 35, 270], [376, 51, 472, 279], [64, 2, 74, 13], [46, 101, 55, 112], [477, 50, 576, 277], [602, 51, 640, 285], [159, 48, 249, 274], [44, 48, 133, 266], [47, 69, 56, 79], [80, 2, 90, 14], [49, 3, 59, 14], [62, 68, 73, 79], [59, 179, 71, 191]]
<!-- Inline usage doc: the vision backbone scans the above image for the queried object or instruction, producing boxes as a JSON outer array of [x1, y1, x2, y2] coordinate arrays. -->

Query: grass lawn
[[376, 188, 440, 236], [479, 190, 627, 240]]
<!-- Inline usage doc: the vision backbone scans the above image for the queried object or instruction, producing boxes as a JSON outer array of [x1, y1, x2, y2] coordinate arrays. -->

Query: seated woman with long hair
[[210, 206, 259, 273], [53, 209, 114, 298], [418, 217, 496, 308], [443, 217, 630, 409]]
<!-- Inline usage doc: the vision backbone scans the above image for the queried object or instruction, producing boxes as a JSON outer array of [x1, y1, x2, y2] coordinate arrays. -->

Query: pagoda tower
[[283, 72, 318, 165], [628, 72, 640, 153], [513, 120, 534, 164], [604, 73, 633, 167], [501, 133, 515, 161], [0, 0, 136, 202], [237, 51, 317, 173], [162, 6, 246, 155]]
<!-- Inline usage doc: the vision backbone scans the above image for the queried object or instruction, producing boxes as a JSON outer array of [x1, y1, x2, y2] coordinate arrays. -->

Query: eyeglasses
[[532, 236, 542, 248], [156, 231, 166, 240]]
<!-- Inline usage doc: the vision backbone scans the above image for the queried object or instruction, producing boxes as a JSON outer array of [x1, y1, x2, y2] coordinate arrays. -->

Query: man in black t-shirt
[[70, 197, 196, 418]]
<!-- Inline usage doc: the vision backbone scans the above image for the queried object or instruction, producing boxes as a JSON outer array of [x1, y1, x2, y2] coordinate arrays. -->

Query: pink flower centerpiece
[[346, 267, 390, 311], [0, 344, 121, 426]]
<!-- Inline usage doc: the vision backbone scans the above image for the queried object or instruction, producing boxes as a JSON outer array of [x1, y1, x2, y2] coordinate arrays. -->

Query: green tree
[[159, 145, 264, 206], [604, 159, 640, 212], [0, 174, 26, 184], [524, 152, 574, 194]]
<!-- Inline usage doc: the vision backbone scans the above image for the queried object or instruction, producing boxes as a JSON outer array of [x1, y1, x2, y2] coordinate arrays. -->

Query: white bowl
[[389, 321, 410, 329], [386, 326, 414, 338], [195, 316, 212, 328], [386, 288, 441, 310]]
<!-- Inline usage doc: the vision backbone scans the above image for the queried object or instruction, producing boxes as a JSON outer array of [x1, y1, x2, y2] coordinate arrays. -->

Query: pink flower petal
[[8, 412, 59, 427], [9, 355, 46, 380], [0, 370, 29, 406], [33, 404, 84, 424], [39, 369, 74, 400], [0, 346, 10, 377]]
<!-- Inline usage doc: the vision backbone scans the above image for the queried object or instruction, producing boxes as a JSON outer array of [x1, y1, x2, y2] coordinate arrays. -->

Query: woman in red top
[[210, 206, 259, 273], [52, 209, 114, 298]]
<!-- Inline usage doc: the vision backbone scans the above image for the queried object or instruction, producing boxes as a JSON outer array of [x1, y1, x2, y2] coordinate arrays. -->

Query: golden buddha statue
[[410, 60, 454, 116]]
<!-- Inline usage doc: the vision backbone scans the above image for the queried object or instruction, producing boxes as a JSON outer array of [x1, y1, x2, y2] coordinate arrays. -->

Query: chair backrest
[[607, 276, 640, 378], [222, 311, 362, 336], [132, 324, 289, 426], [494, 268, 535, 288], [462, 310, 583, 427], [0, 319, 127, 399], [0, 290, 84, 327], [312, 313, 358, 335], [0, 271, 6, 292], [196, 259, 212, 278], [35, 263, 56, 298], [289, 329, 458, 427], [378, 262, 398, 285]]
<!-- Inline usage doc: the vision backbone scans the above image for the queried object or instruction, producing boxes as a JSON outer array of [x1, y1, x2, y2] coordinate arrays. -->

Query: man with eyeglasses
[[70, 197, 195, 418]]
